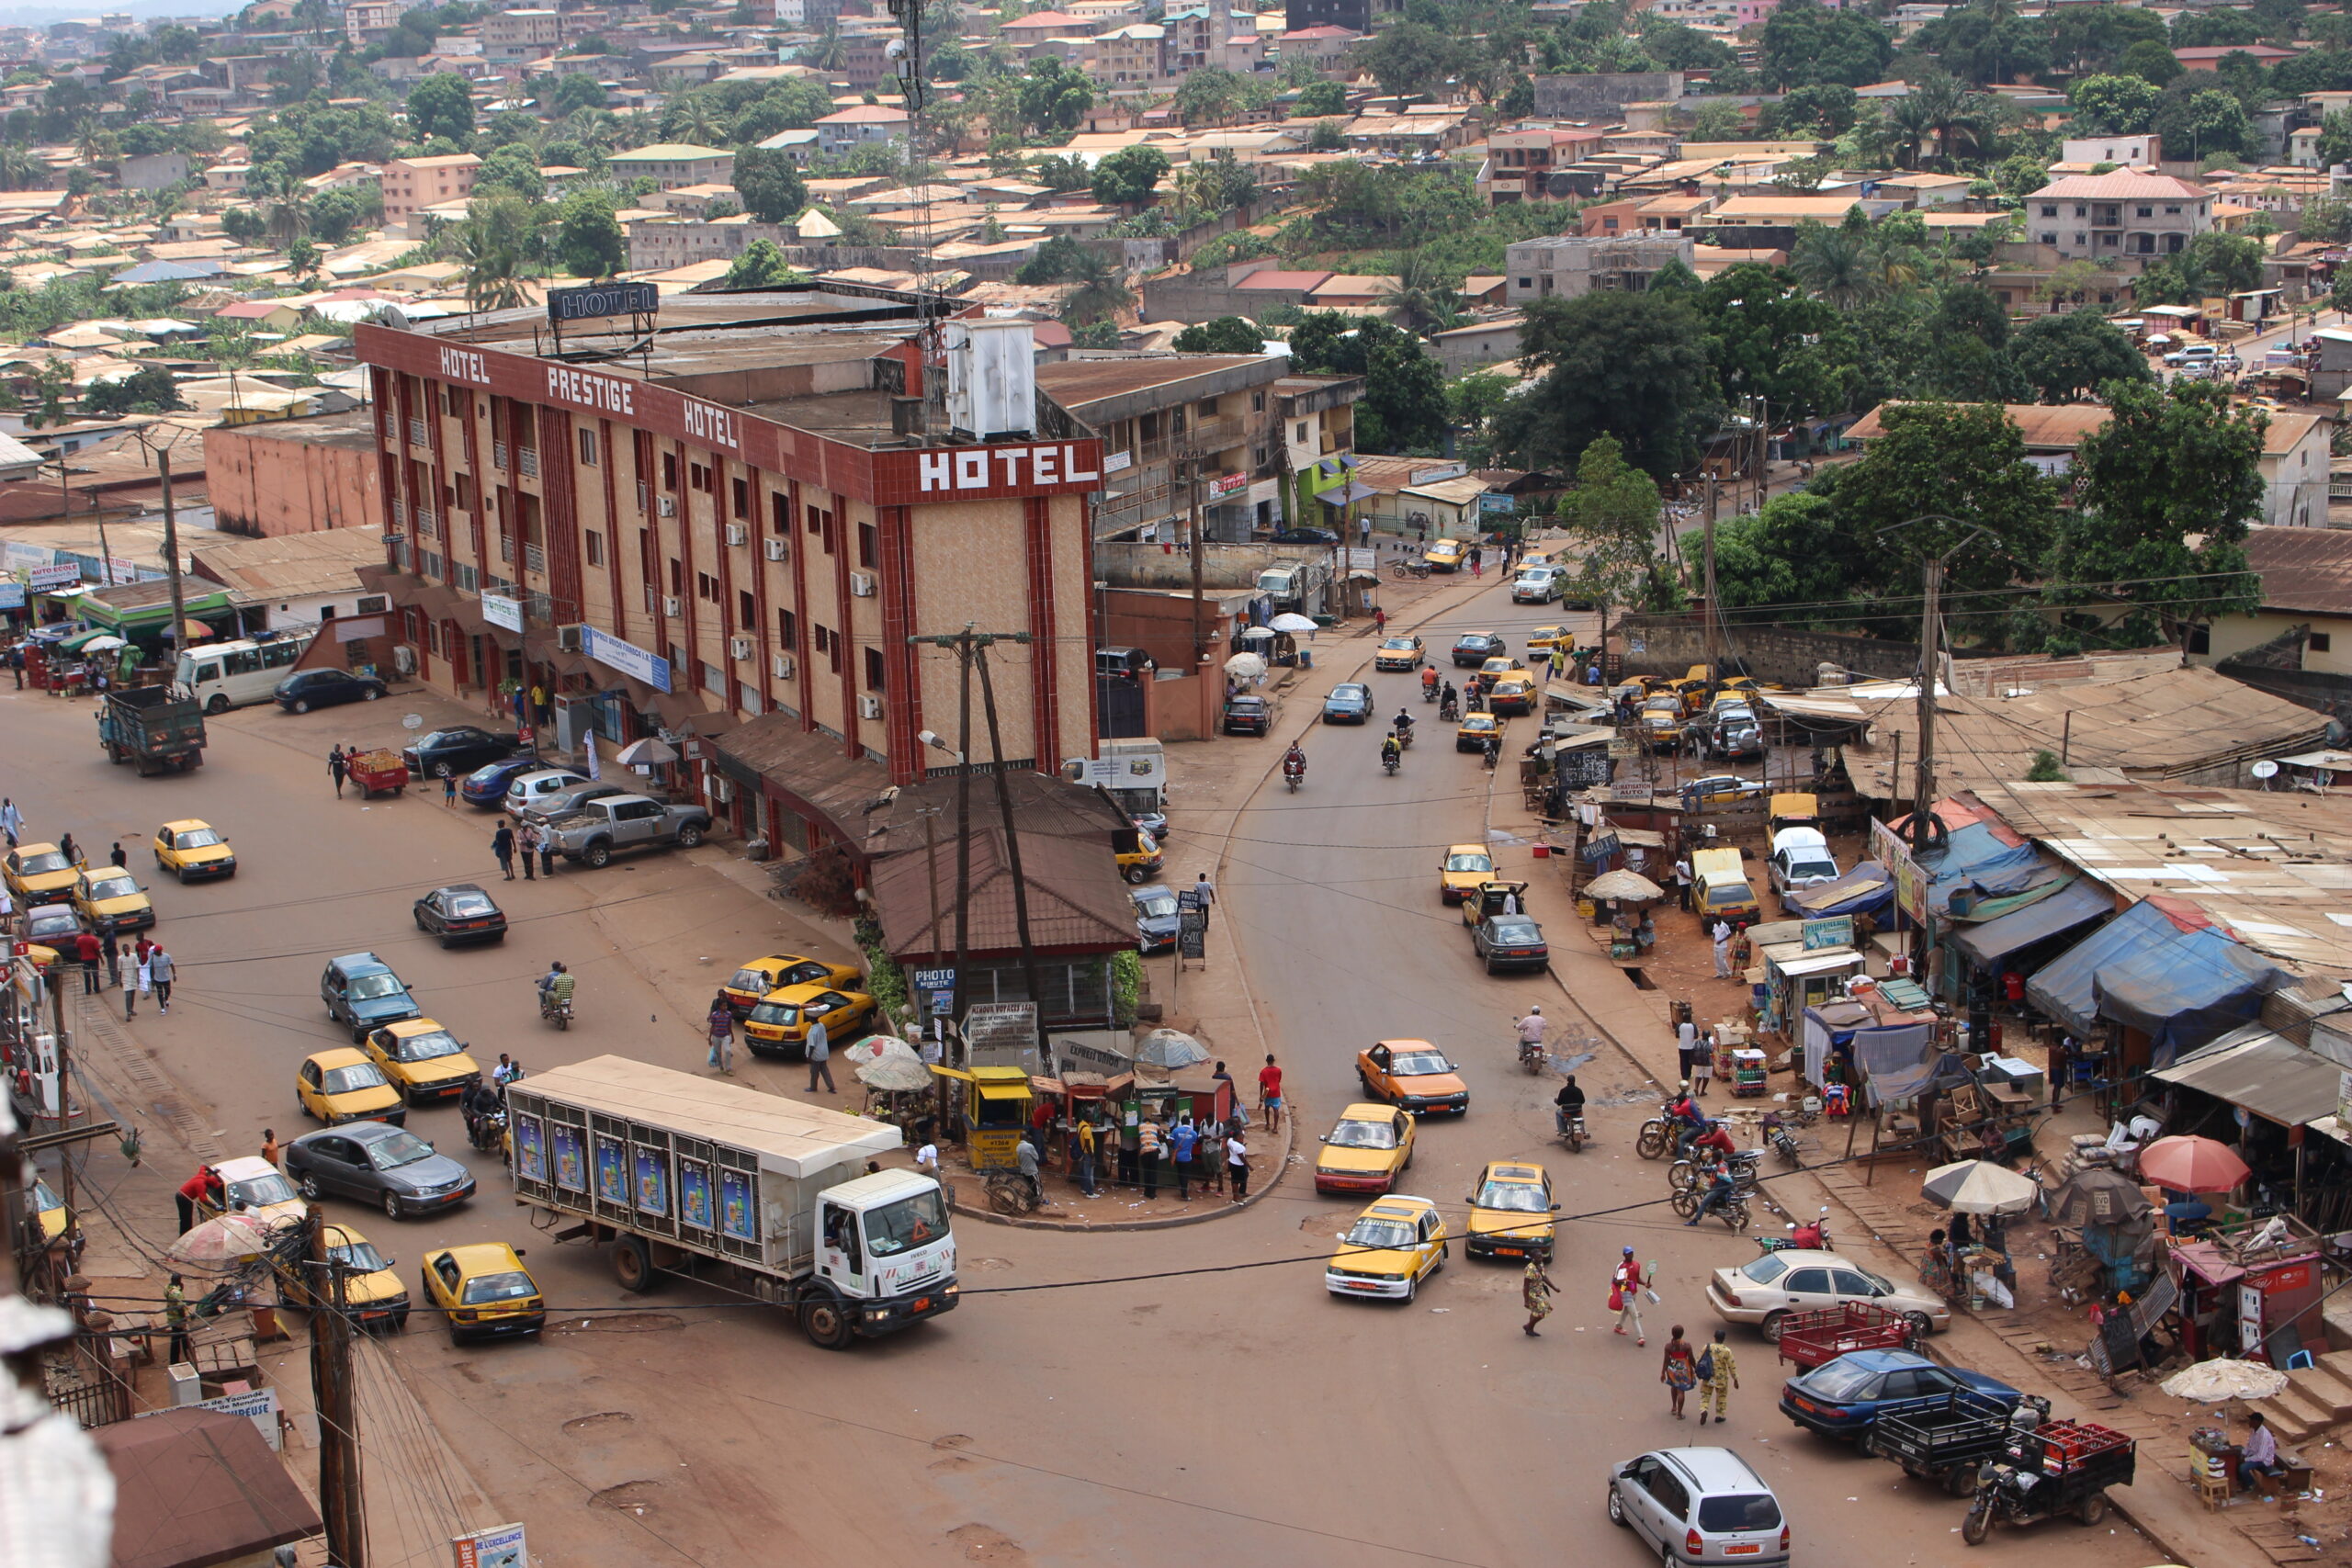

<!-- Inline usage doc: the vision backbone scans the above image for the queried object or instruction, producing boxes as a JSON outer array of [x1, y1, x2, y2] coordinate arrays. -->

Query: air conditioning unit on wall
[[729, 634, 752, 660], [858, 694, 882, 719], [763, 538, 787, 562], [657, 496, 676, 517], [849, 570, 876, 597], [771, 653, 795, 680], [556, 624, 583, 653], [725, 524, 747, 547], [711, 775, 735, 804], [662, 595, 682, 617]]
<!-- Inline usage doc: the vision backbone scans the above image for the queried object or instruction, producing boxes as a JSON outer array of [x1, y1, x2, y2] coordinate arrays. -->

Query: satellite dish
[[402, 714, 424, 731], [2252, 760, 2279, 780]]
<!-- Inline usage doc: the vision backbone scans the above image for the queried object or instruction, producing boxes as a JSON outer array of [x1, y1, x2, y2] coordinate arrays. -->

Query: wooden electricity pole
[[308, 1208, 366, 1568], [974, 637, 1048, 1059]]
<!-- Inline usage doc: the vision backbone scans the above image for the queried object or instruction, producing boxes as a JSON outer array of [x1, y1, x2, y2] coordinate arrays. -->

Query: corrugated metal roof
[[869, 823, 1136, 959], [2243, 525, 2352, 616]]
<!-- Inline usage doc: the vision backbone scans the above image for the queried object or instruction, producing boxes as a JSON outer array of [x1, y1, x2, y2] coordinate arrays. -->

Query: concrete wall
[[1095, 540, 1329, 590], [202, 422, 381, 537], [2216, 659, 2352, 728], [1615, 611, 1920, 686], [1532, 72, 1684, 120]]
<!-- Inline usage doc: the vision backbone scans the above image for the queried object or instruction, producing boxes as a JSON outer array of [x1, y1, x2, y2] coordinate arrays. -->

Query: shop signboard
[[451, 1523, 528, 1568], [581, 626, 671, 694], [1802, 916, 1854, 951], [480, 592, 524, 633], [963, 1000, 1040, 1073], [1869, 818, 1928, 925]]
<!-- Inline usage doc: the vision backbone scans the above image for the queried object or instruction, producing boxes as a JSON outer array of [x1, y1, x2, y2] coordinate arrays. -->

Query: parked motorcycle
[[1763, 1109, 1802, 1166], [1756, 1209, 1834, 1254], [1390, 559, 1430, 581]]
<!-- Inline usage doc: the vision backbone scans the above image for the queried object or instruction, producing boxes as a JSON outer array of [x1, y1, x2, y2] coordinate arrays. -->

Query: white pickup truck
[[542, 794, 712, 868]]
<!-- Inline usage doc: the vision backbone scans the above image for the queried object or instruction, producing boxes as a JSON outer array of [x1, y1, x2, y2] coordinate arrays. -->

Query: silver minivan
[[503, 768, 588, 816], [1609, 1448, 1788, 1566]]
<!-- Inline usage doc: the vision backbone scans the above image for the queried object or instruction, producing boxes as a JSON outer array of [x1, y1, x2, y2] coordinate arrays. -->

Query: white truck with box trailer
[[503, 1055, 957, 1348]]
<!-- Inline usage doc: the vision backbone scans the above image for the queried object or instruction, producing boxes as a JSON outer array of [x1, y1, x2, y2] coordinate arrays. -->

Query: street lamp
[[917, 728, 964, 765]]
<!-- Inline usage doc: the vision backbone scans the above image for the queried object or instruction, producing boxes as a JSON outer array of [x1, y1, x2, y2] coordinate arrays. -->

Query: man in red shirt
[[1257, 1054, 1283, 1134], [175, 1166, 220, 1234], [74, 929, 101, 996]]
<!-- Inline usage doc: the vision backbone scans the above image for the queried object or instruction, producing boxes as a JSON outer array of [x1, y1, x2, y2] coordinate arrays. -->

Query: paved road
[[4, 644, 2161, 1567]]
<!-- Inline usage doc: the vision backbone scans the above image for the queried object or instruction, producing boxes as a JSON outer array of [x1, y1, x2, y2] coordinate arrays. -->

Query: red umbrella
[[2138, 1134, 2251, 1194]]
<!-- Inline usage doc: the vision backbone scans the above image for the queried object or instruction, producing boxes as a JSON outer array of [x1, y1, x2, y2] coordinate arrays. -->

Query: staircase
[[2245, 1350, 2352, 1444]]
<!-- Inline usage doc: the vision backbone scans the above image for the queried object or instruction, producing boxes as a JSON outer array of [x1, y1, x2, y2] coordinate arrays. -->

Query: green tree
[[81, 364, 183, 415], [1014, 57, 1092, 134], [457, 191, 544, 311], [308, 185, 382, 245], [1294, 80, 1347, 118], [1556, 434, 1671, 627], [1285, 315, 1448, 453], [474, 141, 545, 202], [722, 238, 805, 288], [1688, 100, 1748, 141], [1492, 291, 1717, 479], [2171, 9, 2261, 47], [2049, 3, 2170, 73], [550, 73, 608, 116], [24, 357, 71, 429], [1027, 152, 1091, 191], [2068, 73, 2161, 135], [1308, 118, 1346, 152], [1171, 316, 1263, 353], [1708, 491, 1860, 622], [2121, 38, 2185, 85], [1171, 65, 1246, 127], [1758, 0, 1895, 88], [1091, 144, 1169, 209], [407, 73, 476, 147], [287, 235, 322, 278], [2052, 378, 2265, 651], [1352, 20, 1465, 98], [221, 205, 268, 245], [1762, 83, 1860, 138], [2012, 308, 2152, 403], [2152, 85, 2253, 161], [1693, 262, 1849, 417], [1017, 235, 1097, 285], [731, 145, 808, 223], [555, 189, 624, 276]]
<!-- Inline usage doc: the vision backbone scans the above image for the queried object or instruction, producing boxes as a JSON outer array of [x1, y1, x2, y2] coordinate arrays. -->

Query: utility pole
[[1912, 557, 1941, 840], [49, 970, 70, 1221], [308, 1208, 366, 1568], [136, 429, 188, 670], [1701, 507, 1722, 677], [973, 637, 1048, 1061], [1185, 458, 1206, 663]]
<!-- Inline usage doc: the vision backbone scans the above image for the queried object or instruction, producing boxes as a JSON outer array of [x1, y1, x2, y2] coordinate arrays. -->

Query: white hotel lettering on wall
[[681, 399, 739, 451], [437, 345, 491, 386], [917, 445, 1102, 492], [545, 364, 637, 418]]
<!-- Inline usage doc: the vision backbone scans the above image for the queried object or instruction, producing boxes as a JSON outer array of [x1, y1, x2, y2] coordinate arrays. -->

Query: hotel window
[[857, 522, 878, 570], [777, 607, 798, 650], [696, 571, 718, 603], [731, 476, 749, 518], [662, 452, 678, 491], [737, 588, 755, 630], [577, 427, 597, 466], [770, 491, 791, 536], [584, 529, 603, 567], [668, 557, 683, 595], [864, 647, 886, 692]]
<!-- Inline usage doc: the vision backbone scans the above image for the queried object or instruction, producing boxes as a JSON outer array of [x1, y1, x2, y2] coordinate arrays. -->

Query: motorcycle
[[1390, 558, 1430, 580], [1668, 1151, 1763, 1194], [1634, 1108, 1680, 1160], [468, 1106, 508, 1155], [1381, 747, 1400, 776], [1757, 1209, 1833, 1254], [1555, 1107, 1588, 1152], [540, 991, 573, 1031], [1439, 694, 1459, 723], [1394, 727, 1415, 750], [1421, 679, 1439, 703], [1482, 739, 1500, 771], [1763, 1109, 1801, 1166], [1284, 763, 1304, 794], [1518, 1038, 1544, 1074], [1671, 1185, 1751, 1229]]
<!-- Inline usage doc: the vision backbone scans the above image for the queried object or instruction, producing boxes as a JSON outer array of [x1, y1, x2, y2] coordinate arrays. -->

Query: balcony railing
[[414, 505, 438, 535], [524, 543, 546, 574], [492, 440, 509, 470], [390, 498, 406, 526], [407, 418, 426, 446], [498, 535, 514, 564], [517, 447, 539, 479]]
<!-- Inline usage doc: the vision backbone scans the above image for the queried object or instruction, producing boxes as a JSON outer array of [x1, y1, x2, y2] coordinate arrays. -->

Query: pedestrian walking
[[148, 944, 174, 1011], [1226, 1124, 1250, 1201], [1662, 1326, 1697, 1417], [443, 772, 458, 807], [1193, 870, 1216, 908], [492, 823, 515, 880], [1257, 1053, 1283, 1133], [1136, 1116, 1164, 1199], [1074, 1117, 1100, 1197], [126, 949, 149, 1020], [0, 797, 19, 840], [1170, 1116, 1198, 1201], [1698, 1329, 1739, 1425], [1673, 855, 1692, 913], [1711, 919, 1733, 978], [520, 819, 541, 880], [706, 998, 734, 1074], [1522, 1256, 1556, 1337], [328, 745, 348, 798], [1373, 605, 1387, 635], [103, 938, 122, 990], [538, 827, 556, 877], [261, 1128, 280, 1168], [58, 833, 77, 866], [1691, 1031, 1715, 1095], [164, 1275, 190, 1368], [805, 1013, 835, 1093], [107, 840, 125, 869], [1470, 553, 1483, 579], [74, 929, 101, 995], [532, 683, 551, 727], [1611, 1247, 1648, 1345], [1676, 1018, 1698, 1084]]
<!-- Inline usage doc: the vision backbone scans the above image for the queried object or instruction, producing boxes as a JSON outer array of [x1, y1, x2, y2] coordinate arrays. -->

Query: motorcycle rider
[[1687, 1160, 1740, 1226], [1391, 708, 1416, 744], [1667, 1086, 1708, 1157], [1554, 1073, 1586, 1137], [1380, 732, 1401, 771], [461, 1077, 503, 1147], [1420, 665, 1439, 699], [1515, 1005, 1548, 1066], [1283, 742, 1306, 784], [538, 961, 574, 1020], [1481, 733, 1501, 769]]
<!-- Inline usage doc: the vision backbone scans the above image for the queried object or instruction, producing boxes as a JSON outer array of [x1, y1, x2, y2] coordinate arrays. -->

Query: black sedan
[[284, 1122, 477, 1220], [412, 884, 508, 946], [275, 668, 387, 713], [1473, 915, 1550, 974], [1224, 695, 1272, 735], [1271, 526, 1340, 545], [1451, 633, 1508, 667], [403, 726, 518, 779]]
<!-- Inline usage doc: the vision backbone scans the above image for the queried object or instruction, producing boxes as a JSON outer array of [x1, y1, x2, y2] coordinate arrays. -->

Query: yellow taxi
[[72, 867, 153, 934], [719, 952, 865, 1016], [1324, 1196, 1448, 1302], [1355, 1039, 1469, 1116], [152, 819, 236, 882], [1424, 538, 1465, 572], [1478, 656, 1528, 683], [1116, 828, 1164, 886], [1464, 1160, 1557, 1260], [296, 1048, 406, 1127], [1456, 710, 1504, 752], [1525, 624, 1576, 656], [5, 842, 83, 903], [1489, 676, 1537, 716], [1373, 635, 1426, 671], [362, 1019, 481, 1106], [743, 982, 876, 1057], [30, 1177, 71, 1243], [288, 1222, 410, 1331], [1439, 842, 1495, 903], [1314, 1101, 1417, 1195], [420, 1242, 545, 1345]]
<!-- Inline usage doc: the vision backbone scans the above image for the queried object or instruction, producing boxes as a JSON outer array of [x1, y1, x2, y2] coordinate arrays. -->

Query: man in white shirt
[[915, 1141, 939, 1176], [2241, 1412, 2284, 1491]]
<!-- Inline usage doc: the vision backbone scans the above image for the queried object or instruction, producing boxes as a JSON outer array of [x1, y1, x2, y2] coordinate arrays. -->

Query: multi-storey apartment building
[[352, 291, 1102, 853], [481, 6, 563, 62], [380, 152, 481, 225], [2023, 170, 2211, 262]]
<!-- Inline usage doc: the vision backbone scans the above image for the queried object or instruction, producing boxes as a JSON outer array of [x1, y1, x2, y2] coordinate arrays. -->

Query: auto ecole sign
[[356, 325, 1104, 506]]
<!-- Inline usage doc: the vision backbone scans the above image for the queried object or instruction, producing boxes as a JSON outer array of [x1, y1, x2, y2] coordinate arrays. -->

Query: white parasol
[[1134, 1027, 1212, 1070], [613, 737, 678, 766], [166, 1212, 286, 1269], [844, 1035, 922, 1066], [1269, 613, 1319, 633], [2161, 1358, 2290, 1404], [76, 635, 128, 653], [1920, 1159, 2041, 1215], [1234, 626, 1276, 641], [856, 1055, 935, 1093], [1223, 652, 1267, 679]]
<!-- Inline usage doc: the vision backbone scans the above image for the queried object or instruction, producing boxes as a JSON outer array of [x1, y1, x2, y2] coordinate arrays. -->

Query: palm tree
[[0, 144, 42, 193], [672, 94, 726, 147], [1379, 251, 1464, 333], [264, 167, 311, 251], [1911, 74, 1991, 167], [1884, 96, 1935, 170], [1790, 222, 1878, 309], [801, 24, 848, 73], [458, 193, 544, 313], [71, 117, 105, 167], [1057, 246, 1133, 326]]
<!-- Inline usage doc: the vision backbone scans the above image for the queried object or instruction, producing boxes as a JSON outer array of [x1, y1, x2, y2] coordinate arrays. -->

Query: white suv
[[1608, 1448, 1789, 1566]]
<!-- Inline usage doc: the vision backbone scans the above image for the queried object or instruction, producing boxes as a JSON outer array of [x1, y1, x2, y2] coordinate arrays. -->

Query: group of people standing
[[491, 819, 559, 881]]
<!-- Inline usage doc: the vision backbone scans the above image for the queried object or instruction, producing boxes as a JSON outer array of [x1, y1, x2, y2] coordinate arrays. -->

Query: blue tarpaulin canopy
[[2026, 899, 2187, 1041], [1918, 819, 2047, 915], [2092, 930, 2290, 1068], [1783, 862, 1894, 919], [1951, 877, 2115, 967]]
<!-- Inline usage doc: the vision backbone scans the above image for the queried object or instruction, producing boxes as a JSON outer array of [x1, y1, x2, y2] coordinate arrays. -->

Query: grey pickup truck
[[541, 795, 712, 867]]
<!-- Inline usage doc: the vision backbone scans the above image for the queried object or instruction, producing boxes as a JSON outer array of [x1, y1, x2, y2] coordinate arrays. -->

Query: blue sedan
[[1322, 682, 1375, 724], [459, 754, 545, 807], [1778, 1349, 2020, 1438]]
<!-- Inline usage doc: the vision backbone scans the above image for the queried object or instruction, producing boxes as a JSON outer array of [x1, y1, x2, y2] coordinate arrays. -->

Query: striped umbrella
[[1921, 1158, 2040, 1215]]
